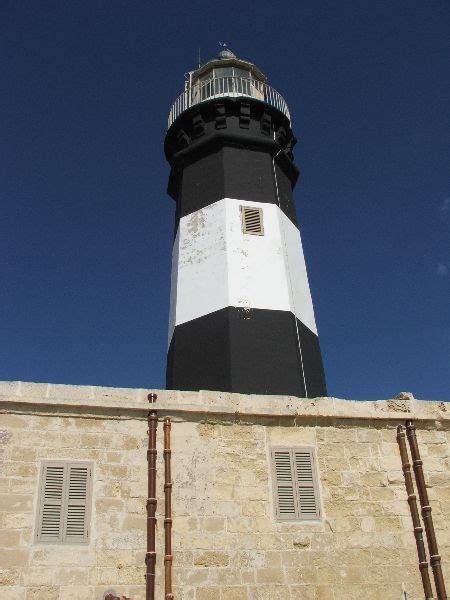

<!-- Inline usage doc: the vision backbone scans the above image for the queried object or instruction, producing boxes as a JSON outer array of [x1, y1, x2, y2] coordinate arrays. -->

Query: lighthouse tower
[[164, 46, 327, 398]]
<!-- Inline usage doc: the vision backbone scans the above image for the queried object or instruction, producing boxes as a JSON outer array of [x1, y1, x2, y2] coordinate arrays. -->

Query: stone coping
[[0, 381, 448, 424]]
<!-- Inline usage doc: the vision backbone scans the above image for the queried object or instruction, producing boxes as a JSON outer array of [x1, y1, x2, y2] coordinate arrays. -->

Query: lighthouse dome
[[217, 43, 236, 60]]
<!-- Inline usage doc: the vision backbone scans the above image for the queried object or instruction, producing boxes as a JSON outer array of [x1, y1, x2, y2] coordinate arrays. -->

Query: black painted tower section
[[165, 92, 327, 397]]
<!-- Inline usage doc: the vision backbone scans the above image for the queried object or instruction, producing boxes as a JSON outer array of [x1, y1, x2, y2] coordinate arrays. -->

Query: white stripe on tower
[[168, 197, 317, 346]]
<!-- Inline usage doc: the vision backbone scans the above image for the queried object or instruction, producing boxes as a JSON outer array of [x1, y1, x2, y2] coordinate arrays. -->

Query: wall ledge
[[0, 381, 448, 425]]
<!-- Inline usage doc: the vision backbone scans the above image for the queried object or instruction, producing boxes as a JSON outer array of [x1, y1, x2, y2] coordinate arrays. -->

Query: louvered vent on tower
[[241, 206, 264, 235], [271, 447, 321, 521]]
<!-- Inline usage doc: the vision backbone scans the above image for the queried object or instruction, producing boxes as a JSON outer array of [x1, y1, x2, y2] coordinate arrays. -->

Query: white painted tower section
[[168, 197, 317, 345]]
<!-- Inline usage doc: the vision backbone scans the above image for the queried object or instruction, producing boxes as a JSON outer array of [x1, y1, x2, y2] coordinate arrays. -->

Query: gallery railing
[[168, 76, 291, 127]]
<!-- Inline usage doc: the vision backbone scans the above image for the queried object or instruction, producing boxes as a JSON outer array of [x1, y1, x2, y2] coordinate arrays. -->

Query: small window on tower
[[241, 206, 264, 236]]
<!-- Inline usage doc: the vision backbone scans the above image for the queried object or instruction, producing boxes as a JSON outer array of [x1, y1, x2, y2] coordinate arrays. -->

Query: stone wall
[[0, 381, 449, 599]]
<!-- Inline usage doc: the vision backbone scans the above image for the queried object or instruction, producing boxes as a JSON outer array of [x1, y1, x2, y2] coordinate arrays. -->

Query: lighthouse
[[164, 45, 327, 398]]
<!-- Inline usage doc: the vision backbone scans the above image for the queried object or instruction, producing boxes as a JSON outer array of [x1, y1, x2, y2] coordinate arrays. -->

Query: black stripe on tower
[[167, 307, 327, 398], [165, 98, 300, 230]]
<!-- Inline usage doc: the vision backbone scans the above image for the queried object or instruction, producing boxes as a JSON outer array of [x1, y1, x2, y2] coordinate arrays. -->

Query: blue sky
[[1, 1, 449, 400]]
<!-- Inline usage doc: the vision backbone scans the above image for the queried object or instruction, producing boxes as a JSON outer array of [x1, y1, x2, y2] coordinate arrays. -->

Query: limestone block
[[428, 443, 449, 457], [256, 567, 285, 584], [284, 566, 318, 585], [209, 569, 240, 586], [3, 511, 33, 529], [0, 569, 20, 586], [98, 463, 129, 480], [18, 382, 51, 399], [19, 430, 62, 448], [344, 442, 372, 458], [248, 584, 291, 599], [356, 426, 382, 444], [30, 546, 95, 568], [0, 414, 28, 428], [195, 588, 217, 600], [10, 447, 37, 462], [317, 442, 347, 458], [95, 550, 135, 568], [25, 586, 59, 600], [290, 585, 318, 599], [125, 586, 146, 600], [340, 470, 361, 487], [240, 570, 255, 584], [253, 517, 280, 534], [226, 517, 254, 533], [415, 429, 447, 444], [196, 422, 220, 439], [193, 551, 229, 567], [369, 486, 395, 501], [325, 427, 358, 443], [232, 486, 268, 501], [0, 493, 33, 512], [0, 528, 21, 547], [59, 587, 94, 600], [268, 426, 316, 444], [0, 549, 28, 567], [95, 498, 125, 514], [1, 587, 24, 600], [47, 383, 95, 401], [242, 501, 268, 517], [176, 568, 210, 586], [203, 517, 225, 532], [5, 463, 37, 478], [0, 381, 20, 396], [315, 586, 335, 600], [221, 586, 249, 599], [21, 568, 55, 586]]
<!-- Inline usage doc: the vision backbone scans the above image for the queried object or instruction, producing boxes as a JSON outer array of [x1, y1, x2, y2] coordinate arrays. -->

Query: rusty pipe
[[146, 393, 158, 600], [397, 425, 434, 599], [163, 417, 174, 600], [406, 420, 447, 600]]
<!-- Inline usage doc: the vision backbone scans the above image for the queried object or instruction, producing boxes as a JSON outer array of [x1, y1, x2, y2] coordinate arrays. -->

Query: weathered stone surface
[[0, 381, 448, 599]]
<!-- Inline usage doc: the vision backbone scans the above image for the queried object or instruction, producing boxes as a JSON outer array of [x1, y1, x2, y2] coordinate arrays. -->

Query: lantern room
[[190, 44, 266, 105], [168, 44, 291, 127]]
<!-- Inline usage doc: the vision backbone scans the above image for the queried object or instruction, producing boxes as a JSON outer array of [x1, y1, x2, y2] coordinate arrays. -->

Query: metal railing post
[[168, 77, 291, 127], [406, 420, 447, 600]]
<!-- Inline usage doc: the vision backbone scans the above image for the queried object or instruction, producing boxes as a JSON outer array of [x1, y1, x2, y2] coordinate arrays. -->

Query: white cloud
[[439, 197, 450, 214], [436, 263, 448, 276]]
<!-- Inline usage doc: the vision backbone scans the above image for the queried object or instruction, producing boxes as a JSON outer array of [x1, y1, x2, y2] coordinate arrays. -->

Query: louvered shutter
[[37, 462, 65, 541], [63, 463, 92, 543], [271, 448, 298, 520], [36, 461, 92, 543], [241, 206, 264, 235], [293, 449, 321, 520], [271, 447, 321, 521]]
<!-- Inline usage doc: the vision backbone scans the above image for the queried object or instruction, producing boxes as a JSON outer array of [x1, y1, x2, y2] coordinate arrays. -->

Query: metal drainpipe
[[397, 425, 434, 599], [146, 393, 158, 600], [406, 420, 447, 600], [163, 417, 174, 599]]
